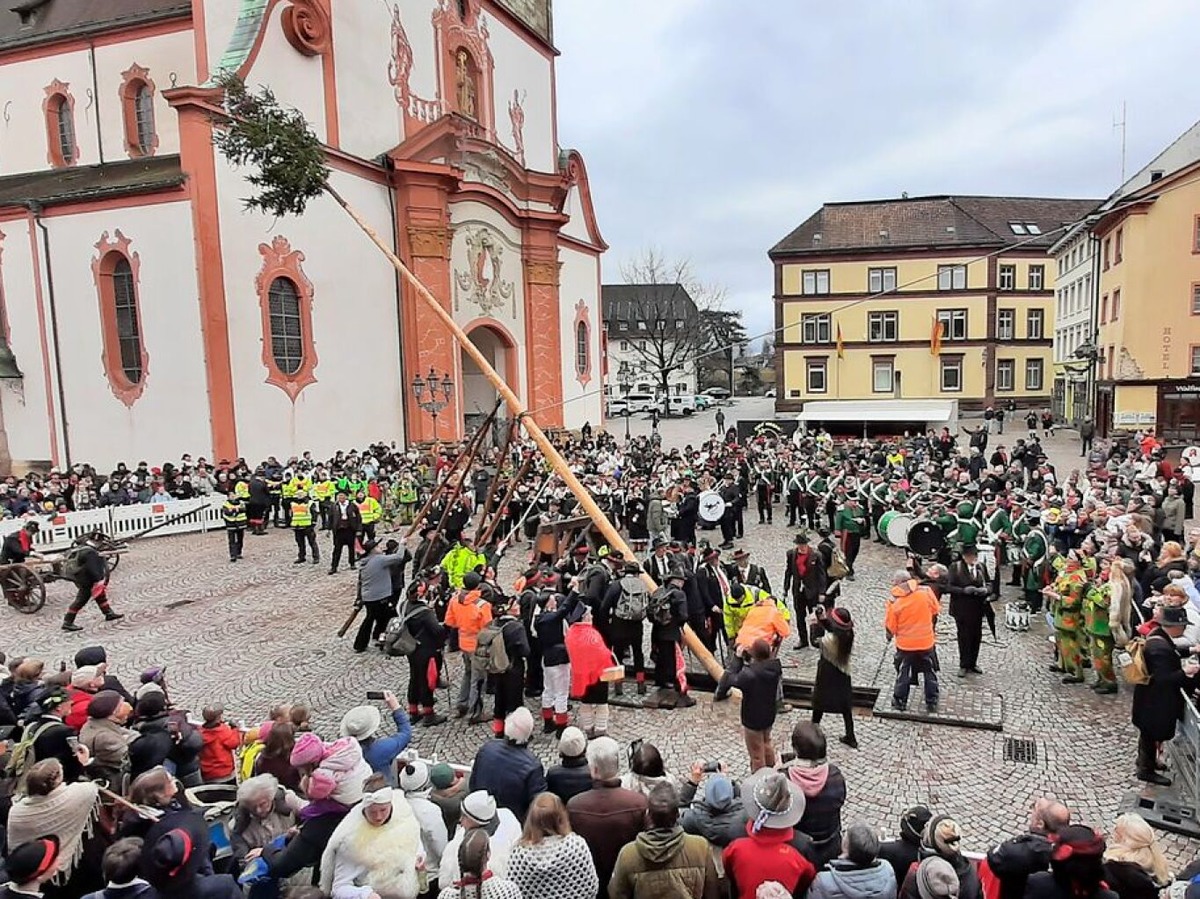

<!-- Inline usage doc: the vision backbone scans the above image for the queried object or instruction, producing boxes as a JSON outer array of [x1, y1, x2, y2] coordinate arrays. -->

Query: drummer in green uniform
[[1008, 497, 1032, 587], [834, 494, 868, 580], [1021, 525, 1051, 612], [955, 487, 982, 551], [981, 496, 1012, 594], [869, 474, 890, 545]]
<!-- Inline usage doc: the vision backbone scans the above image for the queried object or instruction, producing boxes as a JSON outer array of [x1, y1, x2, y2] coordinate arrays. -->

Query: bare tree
[[613, 248, 734, 411]]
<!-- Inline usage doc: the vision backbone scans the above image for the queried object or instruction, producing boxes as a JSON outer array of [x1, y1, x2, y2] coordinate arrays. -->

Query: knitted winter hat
[[704, 774, 735, 811], [429, 763, 456, 790], [290, 732, 325, 768], [900, 806, 934, 844], [399, 760, 431, 793], [87, 690, 122, 719], [558, 727, 587, 759], [923, 815, 963, 857], [917, 857, 959, 899], [461, 790, 497, 826], [340, 705, 382, 740], [71, 665, 100, 688]]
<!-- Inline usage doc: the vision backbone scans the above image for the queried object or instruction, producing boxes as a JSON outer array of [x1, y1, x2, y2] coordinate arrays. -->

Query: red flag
[[836, 323, 845, 360], [931, 318, 944, 356]]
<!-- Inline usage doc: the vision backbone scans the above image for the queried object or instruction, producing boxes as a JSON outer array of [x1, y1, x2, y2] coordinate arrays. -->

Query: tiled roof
[[0, 0, 190, 50], [0, 156, 185, 208], [600, 283, 698, 326], [770, 195, 1100, 257]]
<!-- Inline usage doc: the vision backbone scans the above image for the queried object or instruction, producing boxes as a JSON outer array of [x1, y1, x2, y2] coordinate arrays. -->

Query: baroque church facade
[[0, 0, 605, 468]]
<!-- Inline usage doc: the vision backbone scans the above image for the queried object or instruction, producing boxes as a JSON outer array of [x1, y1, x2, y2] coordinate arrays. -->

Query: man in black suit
[[725, 547, 772, 594], [782, 532, 827, 648], [645, 536, 675, 584], [946, 544, 991, 677], [693, 546, 728, 651], [672, 481, 699, 547], [328, 490, 362, 574]]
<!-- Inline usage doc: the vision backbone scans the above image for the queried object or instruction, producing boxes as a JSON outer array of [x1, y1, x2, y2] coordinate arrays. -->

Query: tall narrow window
[[256, 236, 318, 401], [43, 80, 78, 168], [576, 320, 589, 376], [92, 230, 149, 406], [268, 277, 303, 375], [120, 65, 158, 158]]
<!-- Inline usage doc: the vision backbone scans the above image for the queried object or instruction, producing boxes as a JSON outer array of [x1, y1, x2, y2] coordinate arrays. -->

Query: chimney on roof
[[1150, 170, 1164, 183], [901, 192, 909, 199]]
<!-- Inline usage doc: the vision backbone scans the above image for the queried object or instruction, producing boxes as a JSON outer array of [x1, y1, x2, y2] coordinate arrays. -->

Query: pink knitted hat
[[290, 731, 325, 768]]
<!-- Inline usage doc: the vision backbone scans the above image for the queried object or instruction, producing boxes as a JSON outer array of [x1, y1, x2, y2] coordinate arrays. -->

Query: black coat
[[30, 717, 86, 781], [694, 563, 725, 616], [813, 651, 852, 715], [1132, 626, 1195, 741], [1103, 860, 1162, 899], [985, 831, 1053, 899], [264, 808, 348, 881], [650, 586, 688, 643], [946, 559, 990, 619], [783, 547, 827, 605], [546, 756, 593, 803], [725, 562, 772, 595], [1022, 871, 1118, 899], [729, 657, 781, 731], [329, 501, 362, 533]]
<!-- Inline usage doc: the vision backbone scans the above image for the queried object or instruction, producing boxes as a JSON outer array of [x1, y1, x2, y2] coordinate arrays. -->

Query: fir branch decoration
[[212, 72, 330, 218]]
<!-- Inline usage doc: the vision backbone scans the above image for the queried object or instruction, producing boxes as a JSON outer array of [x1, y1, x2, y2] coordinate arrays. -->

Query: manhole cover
[[1004, 737, 1038, 764], [274, 650, 327, 669]]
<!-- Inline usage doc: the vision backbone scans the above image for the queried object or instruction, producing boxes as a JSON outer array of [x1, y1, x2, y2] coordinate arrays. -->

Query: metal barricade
[[1128, 690, 1200, 838]]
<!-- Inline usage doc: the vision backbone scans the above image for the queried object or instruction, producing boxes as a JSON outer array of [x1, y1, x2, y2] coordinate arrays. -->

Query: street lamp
[[411, 367, 454, 439], [617, 360, 633, 440]]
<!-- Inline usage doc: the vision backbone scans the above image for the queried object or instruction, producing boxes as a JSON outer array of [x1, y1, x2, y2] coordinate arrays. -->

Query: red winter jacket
[[199, 722, 242, 781], [723, 822, 816, 899], [65, 688, 95, 732]]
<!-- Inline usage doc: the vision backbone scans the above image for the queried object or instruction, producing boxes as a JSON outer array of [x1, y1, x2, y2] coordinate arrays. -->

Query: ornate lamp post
[[617, 360, 633, 441], [411, 368, 454, 440]]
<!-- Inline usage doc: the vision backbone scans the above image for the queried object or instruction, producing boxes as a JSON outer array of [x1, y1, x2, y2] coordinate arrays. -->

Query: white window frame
[[872, 359, 894, 393], [1028, 265, 1045, 291], [1027, 308, 1044, 340], [806, 359, 827, 393], [996, 359, 1015, 391], [868, 311, 899, 342], [868, 267, 897, 294], [998, 265, 1015, 291], [997, 309, 1015, 341], [1025, 358, 1044, 391], [802, 270, 830, 295], [940, 358, 963, 393], [801, 313, 831, 344], [1191, 347, 1200, 377], [937, 264, 967, 290], [937, 309, 968, 340]]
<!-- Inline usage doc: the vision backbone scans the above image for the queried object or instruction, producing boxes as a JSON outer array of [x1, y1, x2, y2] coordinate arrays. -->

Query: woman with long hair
[[1108, 559, 1135, 647], [437, 827, 522, 899], [1103, 812, 1169, 899], [812, 608, 857, 749], [507, 793, 598, 899], [254, 721, 302, 791]]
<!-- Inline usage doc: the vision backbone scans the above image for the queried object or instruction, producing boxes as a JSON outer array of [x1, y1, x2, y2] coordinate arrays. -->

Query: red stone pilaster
[[395, 166, 460, 443], [522, 223, 563, 427]]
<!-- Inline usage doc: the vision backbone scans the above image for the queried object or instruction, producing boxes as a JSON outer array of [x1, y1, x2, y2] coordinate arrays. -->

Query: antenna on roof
[[1113, 100, 1127, 183]]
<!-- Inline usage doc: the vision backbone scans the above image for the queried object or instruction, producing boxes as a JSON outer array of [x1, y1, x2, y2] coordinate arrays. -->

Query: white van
[[668, 395, 696, 416], [624, 393, 658, 413]]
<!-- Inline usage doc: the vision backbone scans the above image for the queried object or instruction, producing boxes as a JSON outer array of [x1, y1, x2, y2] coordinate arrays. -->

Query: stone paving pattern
[[5, 403, 1198, 865]]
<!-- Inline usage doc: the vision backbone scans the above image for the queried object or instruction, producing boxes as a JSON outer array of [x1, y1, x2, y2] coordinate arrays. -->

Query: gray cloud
[[553, 0, 1200, 342]]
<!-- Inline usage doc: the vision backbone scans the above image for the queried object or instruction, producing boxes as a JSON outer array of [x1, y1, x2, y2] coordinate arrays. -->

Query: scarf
[[794, 550, 810, 578], [785, 760, 830, 798], [7, 781, 101, 883]]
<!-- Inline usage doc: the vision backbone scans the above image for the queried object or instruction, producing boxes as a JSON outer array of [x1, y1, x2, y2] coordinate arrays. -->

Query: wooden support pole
[[479, 454, 535, 547], [474, 419, 517, 544], [326, 184, 725, 681]]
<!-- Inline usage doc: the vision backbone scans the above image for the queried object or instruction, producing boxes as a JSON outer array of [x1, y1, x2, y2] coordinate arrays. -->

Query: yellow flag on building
[[836, 323, 844, 360], [931, 317, 943, 356]]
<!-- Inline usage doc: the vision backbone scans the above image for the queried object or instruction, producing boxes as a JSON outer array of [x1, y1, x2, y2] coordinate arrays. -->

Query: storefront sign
[[1115, 411, 1157, 426], [1162, 327, 1173, 373]]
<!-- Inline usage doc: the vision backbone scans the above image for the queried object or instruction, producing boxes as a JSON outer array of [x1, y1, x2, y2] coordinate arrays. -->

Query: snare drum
[[877, 509, 901, 543], [1005, 601, 1030, 632]]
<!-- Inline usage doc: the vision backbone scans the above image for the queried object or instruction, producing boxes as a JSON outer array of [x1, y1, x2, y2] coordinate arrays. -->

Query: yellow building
[[770, 196, 1098, 420], [1093, 156, 1200, 442]]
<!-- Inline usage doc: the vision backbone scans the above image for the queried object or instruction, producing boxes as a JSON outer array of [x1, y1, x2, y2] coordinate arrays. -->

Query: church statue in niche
[[508, 89, 525, 165], [455, 49, 477, 119]]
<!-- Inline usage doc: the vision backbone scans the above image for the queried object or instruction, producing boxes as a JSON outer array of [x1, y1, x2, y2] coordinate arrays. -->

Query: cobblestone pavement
[[6, 411, 1195, 864]]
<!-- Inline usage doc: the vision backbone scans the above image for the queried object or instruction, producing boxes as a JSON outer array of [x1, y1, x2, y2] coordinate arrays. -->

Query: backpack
[[383, 608, 423, 658], [238, 740, 265, 782], [3, 719, 54, 792], [827, 546, 849, 579], [61, 548, 87, 582], [474, 620, 512, 675], [1119, 636, 1152, 685], [613, 575, 649, 622], [646, 587, 675, 627]]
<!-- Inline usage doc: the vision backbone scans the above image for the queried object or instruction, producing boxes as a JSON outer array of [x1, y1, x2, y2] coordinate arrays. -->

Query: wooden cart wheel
[[3, 564, 46, 614], [105, 553, 120, 574]]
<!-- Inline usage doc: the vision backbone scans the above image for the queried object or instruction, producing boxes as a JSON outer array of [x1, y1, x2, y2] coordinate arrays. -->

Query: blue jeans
[[893, 649, 939, 706]]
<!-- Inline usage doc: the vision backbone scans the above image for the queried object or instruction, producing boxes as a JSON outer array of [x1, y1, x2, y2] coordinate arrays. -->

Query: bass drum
[[877, 509, 901, 542], [886, 513, 914, 549], [907, 519, 946, 557]]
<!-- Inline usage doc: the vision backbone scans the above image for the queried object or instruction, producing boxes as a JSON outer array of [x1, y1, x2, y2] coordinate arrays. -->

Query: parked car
[[764, 388, 776, 398], [667, 395, 696, 416], [624, 393, 658, 414], [704, 387, 732, 400], [606, 398, 630, 417], [693, 394, 714, 410]]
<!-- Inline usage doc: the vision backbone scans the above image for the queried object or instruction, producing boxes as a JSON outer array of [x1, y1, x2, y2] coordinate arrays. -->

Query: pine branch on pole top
[[210, 75, 726, 682]]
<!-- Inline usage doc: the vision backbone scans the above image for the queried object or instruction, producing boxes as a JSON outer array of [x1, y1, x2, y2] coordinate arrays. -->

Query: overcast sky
[[553, 0, 1200, 346]]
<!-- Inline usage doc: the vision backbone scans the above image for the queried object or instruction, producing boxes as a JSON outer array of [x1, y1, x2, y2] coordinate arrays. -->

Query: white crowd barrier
[[0, 496, 226, 552]]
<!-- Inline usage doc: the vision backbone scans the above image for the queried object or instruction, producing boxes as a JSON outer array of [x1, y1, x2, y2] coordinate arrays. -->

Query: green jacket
[[440, 543, 486, 589], [834, 507, 867, 535], [609, 826, 720, 899]]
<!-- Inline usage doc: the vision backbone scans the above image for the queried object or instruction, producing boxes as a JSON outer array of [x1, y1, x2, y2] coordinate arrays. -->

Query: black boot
[[62, 613, 82, 633], [104, 611, 124, 622]]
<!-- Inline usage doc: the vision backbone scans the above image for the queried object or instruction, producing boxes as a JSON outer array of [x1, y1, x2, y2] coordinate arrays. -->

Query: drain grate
[[1004, 737, 1039, 764]]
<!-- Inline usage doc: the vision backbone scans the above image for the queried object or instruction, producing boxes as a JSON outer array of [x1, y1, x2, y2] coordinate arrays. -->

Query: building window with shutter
[[119, 65, 159, 158], [42, 80, 79, 168], [256, 236, 318, 401], [91, 231, 149, 406]]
